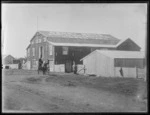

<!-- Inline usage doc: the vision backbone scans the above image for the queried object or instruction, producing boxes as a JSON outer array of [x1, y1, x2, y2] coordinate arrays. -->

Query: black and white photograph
[[2, 3, 148, 113]]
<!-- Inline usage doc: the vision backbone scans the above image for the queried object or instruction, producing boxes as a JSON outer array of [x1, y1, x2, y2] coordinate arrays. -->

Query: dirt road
[[2, 70, 147, 112]]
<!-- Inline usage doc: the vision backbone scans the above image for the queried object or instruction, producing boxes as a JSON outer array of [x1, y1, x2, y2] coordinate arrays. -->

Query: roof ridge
[[39, 30, 113, 36], [38, 30, 120, 40]]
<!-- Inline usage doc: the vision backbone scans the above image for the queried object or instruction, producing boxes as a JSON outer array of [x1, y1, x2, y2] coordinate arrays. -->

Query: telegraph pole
[[37, 16, 39, 70], [37, 16, 38, 32]]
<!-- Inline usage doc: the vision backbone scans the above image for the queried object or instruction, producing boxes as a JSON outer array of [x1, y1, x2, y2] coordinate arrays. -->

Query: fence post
[[136, 67, 138, 78], [114, 67, 115, 77]]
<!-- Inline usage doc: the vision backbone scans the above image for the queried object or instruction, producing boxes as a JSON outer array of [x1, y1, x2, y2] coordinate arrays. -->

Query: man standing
[[74, 63, 77, 74], [120, 67, 124, 77], [72, 61, 75, 73], [72, 61, 77, 74], [38, 58, 43, 74]]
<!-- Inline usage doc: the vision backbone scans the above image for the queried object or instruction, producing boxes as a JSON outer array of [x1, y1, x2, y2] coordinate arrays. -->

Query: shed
[[80, 50, 145, 78], [2, 55, 15, 64]]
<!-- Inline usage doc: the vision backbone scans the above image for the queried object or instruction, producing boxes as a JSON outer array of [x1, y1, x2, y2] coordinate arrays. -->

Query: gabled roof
[[26, 44, 31, 50], [97, 50, 145, 59], [39, 30, 120, 45], [2, 54, 15, 59], [39, 30, 120, 40], [47, 37, 119, 45], [47, 41, 117, 47], [116, 38, 141, 50], [81, 50, 145, 61], [28, 31, 140, 49], [2, 54, 9, 59]]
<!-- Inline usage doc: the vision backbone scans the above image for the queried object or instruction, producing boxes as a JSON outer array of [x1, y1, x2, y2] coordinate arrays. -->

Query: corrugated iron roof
[[2, 54, 9, 59], [2, 54, 15, 59], [38, 31, 120, 45], [47, 37, 119, 45], [26, 44, 31, 49], [97, 50, 145, 59], [47, 41, 117, 47], [81, 50, 145, 61]]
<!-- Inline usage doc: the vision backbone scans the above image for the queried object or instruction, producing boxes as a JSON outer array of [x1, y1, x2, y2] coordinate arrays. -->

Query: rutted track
[[2, 70, 147, 112]]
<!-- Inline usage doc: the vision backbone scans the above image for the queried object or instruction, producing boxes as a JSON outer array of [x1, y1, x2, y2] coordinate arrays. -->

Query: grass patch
[[45, 74, 147, 97], [86, 77, 147, 96], [4, 97, 22, 110], [23, 77, 42, 84], [63, 81, 77, 87]]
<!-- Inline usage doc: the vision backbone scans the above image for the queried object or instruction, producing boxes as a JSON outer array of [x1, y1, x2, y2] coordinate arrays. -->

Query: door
[[65, 60, 72, 73], [39, 46, 43, 59]]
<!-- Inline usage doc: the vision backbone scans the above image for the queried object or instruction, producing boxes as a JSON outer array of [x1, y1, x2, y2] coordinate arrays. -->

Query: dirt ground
[[2, 69, 147, 113]]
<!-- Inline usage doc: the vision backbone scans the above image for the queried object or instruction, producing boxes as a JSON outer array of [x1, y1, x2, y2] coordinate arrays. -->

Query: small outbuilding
[[80, 50, 145, 78]]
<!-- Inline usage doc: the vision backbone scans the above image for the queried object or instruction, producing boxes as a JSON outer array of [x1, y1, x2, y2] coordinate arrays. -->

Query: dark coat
[[120, 67, 123, 77]]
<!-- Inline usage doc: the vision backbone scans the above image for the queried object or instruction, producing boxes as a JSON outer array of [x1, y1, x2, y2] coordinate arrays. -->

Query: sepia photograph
[[2, 3, 147, 113]]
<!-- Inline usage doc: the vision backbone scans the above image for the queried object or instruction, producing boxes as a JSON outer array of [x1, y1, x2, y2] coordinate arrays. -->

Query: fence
[[22, 61, 31, 70], [137, 68, 146, 80], [54, 64, 65, 72], [115, 67, 146, 79], [77, 64, 86, 74], [4, 64, 19, 69]]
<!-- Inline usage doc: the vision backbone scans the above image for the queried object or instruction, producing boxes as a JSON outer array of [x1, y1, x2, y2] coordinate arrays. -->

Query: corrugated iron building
[[2, 55, 15, 64], [26, 31, 141, 72], [81, 50, 145, 78]]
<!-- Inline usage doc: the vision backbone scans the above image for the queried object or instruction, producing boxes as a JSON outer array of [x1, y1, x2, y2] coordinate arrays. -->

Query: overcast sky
[[2, 3, 147, 58]]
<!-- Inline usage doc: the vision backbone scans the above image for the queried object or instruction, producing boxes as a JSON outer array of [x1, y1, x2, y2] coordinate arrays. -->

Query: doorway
[[65, 60, 72, 73], [39, 46, 43, 59]]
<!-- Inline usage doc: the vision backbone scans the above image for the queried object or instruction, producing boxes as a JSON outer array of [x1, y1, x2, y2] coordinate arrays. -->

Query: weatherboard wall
[[96, 52, 114, 77], [83, 51, 97, 75]]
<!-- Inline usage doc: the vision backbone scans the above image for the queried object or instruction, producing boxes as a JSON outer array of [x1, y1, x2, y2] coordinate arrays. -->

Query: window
[[39, 47, 41, 58], [39, 39, 41, 43], [62, 46, 68, 55], [39, 46, 42, 58], [32, 48, 35, 56], [36, 38, 38, 43], [49, 45, 53, 55], [44, 37, 47, 42], [42, 47, 44, 59], [39, 46, 44, 59]]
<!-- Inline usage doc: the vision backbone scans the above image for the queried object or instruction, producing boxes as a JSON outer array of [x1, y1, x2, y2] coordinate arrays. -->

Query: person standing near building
[[38, 58, 43, 74], [43, 61, 47, 75], [74, 63, 77, 74], [72, 61, 75, 73], [72, 61, 77, 74], [120, 67, 124, 77]]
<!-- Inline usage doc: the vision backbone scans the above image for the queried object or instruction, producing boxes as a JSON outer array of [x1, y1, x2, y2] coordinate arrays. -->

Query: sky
[[2, 3, 147, 58]]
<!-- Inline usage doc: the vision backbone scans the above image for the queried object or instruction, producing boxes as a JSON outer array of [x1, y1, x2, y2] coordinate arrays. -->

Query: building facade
[[26, 31, 141, 72], [3, 55, 15, 64], [81, 50, 145, 77]]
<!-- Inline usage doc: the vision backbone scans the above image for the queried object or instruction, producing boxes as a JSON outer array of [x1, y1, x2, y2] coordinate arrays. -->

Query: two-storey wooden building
[[26, 31, 141, 72]]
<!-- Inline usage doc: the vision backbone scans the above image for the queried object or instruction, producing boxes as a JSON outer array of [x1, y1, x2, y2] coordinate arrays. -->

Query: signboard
[[62, 46, 68, 55]]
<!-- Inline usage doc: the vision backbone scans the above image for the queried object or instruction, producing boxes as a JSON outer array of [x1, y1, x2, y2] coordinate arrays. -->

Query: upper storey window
[[39, 39, 42, 43], [62, 46, 68, 55], [44, 37, 47, 42], [36, 38, 38, 43]]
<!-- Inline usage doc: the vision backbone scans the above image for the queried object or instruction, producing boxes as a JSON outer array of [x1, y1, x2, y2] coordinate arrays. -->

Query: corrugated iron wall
[[96, 52, 114, 77], [83, 52, 97, 75], [114, 58, 144, 68], [115, 67, 137, 78]]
